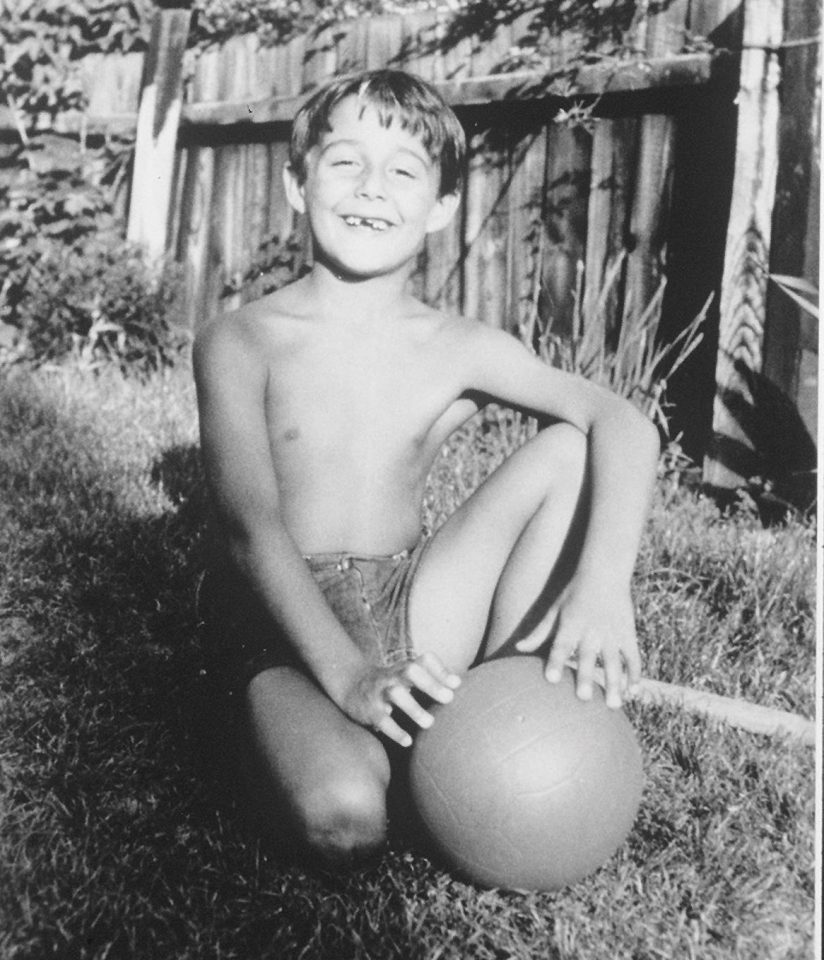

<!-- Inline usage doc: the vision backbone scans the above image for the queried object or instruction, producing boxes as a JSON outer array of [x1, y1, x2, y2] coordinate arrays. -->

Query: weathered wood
[[0, 50, 731, 136], [301, 24, 342, 93], [177, 45, 221, 329], [589, 668, 817, 746], [436, 7, 473, 83], [762, 0, 821, 443], [79, 51, 145, 117], [126, 8, 191, 260], [620, 0, 682, 326], [171, 53, 727, 129], [583, 117, 640, 339], [214, 36, 260, 314], [640, 0, 691, 56], [176, 143, 218, 328], [463, 127, 510, 327], [468, 16, 512, 79], [623, 113, 675, 321], [422, 193, 463, 314], [689, 0, 745, 49], [508, 127, 547, 338], [399, 10, 442, 81], [704, 0, 784, 490], [538, 122, 592, 342]]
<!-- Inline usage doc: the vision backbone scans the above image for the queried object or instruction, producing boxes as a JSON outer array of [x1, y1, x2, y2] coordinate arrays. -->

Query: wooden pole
[[589, 668, 816, 746], [703, 0, 784, 490], [126, 7, 191, 261]]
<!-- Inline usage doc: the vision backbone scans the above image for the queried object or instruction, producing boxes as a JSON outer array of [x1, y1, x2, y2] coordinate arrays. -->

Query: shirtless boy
[[194, 69, 659, 867]]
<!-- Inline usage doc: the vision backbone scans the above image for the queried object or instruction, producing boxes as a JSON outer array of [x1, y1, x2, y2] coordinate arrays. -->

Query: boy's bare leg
[[241, 666, 392, 867], [410, 422, 587, 673]]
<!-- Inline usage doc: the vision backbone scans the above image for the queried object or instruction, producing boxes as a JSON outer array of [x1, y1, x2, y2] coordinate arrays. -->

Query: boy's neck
[[304, 261, 414, 323]]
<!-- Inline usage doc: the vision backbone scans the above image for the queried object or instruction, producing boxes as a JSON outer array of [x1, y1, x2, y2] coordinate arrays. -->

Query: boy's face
[[285, 95, 459, 280]]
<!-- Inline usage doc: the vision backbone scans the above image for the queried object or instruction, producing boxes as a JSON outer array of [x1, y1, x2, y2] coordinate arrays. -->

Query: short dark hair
[[289, 69, 466, 196]]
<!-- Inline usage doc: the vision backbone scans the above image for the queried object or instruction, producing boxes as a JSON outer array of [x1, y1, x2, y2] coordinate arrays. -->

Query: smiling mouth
[[342, 215, 392, 232]]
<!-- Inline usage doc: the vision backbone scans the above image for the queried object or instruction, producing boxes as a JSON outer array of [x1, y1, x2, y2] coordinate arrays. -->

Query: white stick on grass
[[591, 668, 817, 746]]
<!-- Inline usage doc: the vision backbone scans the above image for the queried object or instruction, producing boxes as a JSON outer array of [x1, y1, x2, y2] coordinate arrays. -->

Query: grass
[[0, 363, 817, 960]]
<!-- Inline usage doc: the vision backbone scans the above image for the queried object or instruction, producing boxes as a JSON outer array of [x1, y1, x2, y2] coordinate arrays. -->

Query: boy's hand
[[515, 579, 641, 709], [338, 652, 461, 748]]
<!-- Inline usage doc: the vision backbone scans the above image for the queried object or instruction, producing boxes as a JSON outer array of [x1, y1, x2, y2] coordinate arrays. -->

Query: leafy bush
[[8, 236, 188, 375]]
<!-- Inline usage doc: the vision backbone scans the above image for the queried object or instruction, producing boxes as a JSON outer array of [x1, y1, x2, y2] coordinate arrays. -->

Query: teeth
[[343, 216, 389, 231]]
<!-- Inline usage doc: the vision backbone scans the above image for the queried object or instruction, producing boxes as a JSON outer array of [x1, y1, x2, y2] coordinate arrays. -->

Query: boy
[[194, 70, 659, 867]]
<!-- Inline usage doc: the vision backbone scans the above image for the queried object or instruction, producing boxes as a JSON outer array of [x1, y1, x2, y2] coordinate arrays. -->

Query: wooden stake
[[703, 0, 784, 489], [127, 7, 191, 261], [591, 669, 816, 746]]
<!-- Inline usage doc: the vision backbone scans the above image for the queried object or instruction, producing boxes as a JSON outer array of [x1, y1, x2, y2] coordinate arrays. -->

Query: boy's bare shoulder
[[193, 287, 302, 373]]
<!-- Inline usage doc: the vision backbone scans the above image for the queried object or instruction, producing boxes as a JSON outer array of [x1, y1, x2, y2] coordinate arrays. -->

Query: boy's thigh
[[242, 666, 391, 815], [409, 423, 585, 672]]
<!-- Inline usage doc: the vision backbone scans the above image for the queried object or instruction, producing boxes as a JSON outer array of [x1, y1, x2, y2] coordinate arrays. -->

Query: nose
[[355, 162, 386, 200]]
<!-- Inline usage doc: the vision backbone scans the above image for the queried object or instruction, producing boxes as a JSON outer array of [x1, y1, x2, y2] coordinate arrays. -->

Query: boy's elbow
[[622, 401, 660, 462]]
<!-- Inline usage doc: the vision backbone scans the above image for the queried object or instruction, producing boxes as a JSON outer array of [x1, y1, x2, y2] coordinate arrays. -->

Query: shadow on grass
[[0, 374, 424, 958]]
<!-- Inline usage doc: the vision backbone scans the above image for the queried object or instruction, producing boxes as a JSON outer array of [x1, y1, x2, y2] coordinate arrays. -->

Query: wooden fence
[[3, 1, 819, 500]]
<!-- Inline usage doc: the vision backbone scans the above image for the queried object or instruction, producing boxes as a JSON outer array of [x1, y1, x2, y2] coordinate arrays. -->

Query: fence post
[[703, 0, 784, 491], [126, 6, 192, 261]]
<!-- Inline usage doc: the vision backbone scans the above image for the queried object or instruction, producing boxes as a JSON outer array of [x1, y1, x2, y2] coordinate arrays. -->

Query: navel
[[283, 427, 301, 442]]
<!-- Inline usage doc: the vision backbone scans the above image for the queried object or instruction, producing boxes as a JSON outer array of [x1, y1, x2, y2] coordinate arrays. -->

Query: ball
[[408, 656, 643, 891]]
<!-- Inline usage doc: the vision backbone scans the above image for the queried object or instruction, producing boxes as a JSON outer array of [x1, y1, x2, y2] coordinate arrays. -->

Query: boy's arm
[[193, 321, 455, 744], [459, 322, 660, 706]]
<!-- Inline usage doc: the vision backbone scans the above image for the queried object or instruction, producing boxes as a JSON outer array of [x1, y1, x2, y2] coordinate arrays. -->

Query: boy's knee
[[298, 772, 388, 866]]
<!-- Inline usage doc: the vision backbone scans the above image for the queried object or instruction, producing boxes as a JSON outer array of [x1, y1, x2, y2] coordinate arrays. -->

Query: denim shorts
[[198, 539, 428, 700]]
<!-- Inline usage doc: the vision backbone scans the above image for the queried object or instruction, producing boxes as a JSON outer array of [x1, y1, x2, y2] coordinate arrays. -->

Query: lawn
[[0, 363, 817, 960]]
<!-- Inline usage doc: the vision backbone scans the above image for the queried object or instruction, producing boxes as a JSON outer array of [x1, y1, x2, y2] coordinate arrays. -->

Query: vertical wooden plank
[[622, 113, 674, 320], [469, 17, 512, 77], [620, 0, 684, 321], [507, 126, 547, 338], [127, 8, 191, 260], [422, 190, 463, 314], [302, 24, 342, 93], [214, 35, 258, 314], [583, 116, 639, 339], [399, 11, 441, 81], [80, 51, 145, 116], [463, 127, 509, 327], [366, 15, 406, 69], [539, 121, 591, 341], [177, 143, 218, 328], [688, 0, 744, 50], [762, 0, 821, 443], [640, 0, 690, 55], [437, 7, 473, 83], [704, 0, 784, 490], [177, 46, 220, 328], [263, 35, 306, 293], [337, 19, 367, 73]]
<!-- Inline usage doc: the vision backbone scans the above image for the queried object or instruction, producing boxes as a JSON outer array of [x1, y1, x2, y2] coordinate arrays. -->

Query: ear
[[425, 190, 460, 235], [283, 163, 306, 215]]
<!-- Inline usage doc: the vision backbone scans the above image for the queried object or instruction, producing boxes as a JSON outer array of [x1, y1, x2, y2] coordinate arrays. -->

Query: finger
[[403, 660, 456, 704], [514, 632, 544, 653], [545, 638, 573, 684], [373, 710, 413, 748], [386, 683, 435, 731], [414, 652, 462, 689], [623, 644, 642, 695], [574, 646, 598, 701], [601, 651, 625, 709]]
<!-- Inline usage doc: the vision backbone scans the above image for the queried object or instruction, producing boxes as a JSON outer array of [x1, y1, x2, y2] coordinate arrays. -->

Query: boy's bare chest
[[263, 326, 462, 458]]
